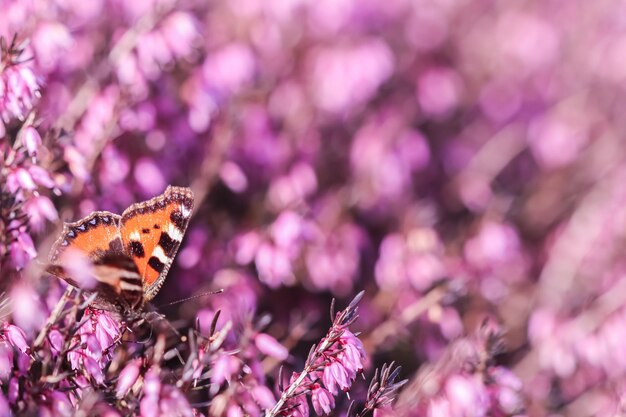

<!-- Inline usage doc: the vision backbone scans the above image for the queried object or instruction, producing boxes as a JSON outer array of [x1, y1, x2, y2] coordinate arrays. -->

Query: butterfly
[[46, 185, 194, 315]]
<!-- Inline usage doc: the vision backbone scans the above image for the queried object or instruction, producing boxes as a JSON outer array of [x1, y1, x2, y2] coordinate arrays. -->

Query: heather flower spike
[[267, 292, 367, 417], [347, 362, 407, 417]]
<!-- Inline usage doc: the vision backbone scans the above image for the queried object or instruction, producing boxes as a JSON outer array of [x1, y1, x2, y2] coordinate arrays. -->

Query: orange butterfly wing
[[49, 211, 123, 263], [120, 186, 194, 301]]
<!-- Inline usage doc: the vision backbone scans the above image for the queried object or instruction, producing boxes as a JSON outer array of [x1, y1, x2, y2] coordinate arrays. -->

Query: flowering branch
[[267, 291, 366, 417], [347, 362, 407, 417]]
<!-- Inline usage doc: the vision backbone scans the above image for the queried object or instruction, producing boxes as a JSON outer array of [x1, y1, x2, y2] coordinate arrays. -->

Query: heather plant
[[1, 0, 626, 416]]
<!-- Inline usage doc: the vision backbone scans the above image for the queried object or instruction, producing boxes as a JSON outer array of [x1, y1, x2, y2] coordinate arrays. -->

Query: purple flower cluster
[[394, 321, 525, 417], [268, 293, 370, 417]]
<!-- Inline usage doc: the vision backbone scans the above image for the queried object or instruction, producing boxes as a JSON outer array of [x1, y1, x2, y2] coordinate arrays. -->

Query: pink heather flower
[[10, 283, 45, 332], [211, 354, 241, 386], [0, 392, 8, 416], [28, 165, 55, 189], [202, 43, 255, 96], [24, 195, 58, 231], [227, 403, 244, 417], [307, 41, 394, 114], [445, 374, 489, 416], [2, 323, 29, 354], [83, 356, 105, 384], [375, 229, 446, 291], [416, 67, 463, 117], [140, 367, 193, 417], [48, 329, 64, 356], [55, 248, 98, 290], [9, 232, 37, 270], [305, 224, 362, 295], [322, 361, 350, 395], [311, 385, 335, 416], [19, 126, 42, 157], [270, 211, 304, 249], [161, 12, 199, 58], [68, 309, 121, 378], [234, 232, 262, 265], [158, 385, 194, 417], [42, 390, 74, 417], [8, 167, 36, 192], [8, 377, 19, 403], [291, 394, 309, 417], [0, 340, 13, 380], [140, 368, 162, 417], [116, 359, 142, 398], [250, 385, 276, 409], [220, 161, 249, 193], [0, 64, 40, 122], [31, 21, 73, 72], [267, 163, 318, 209], [254, 333, 288, 360], [337, 342, 365, 378], [255, 242, 294, 288], [94, 309, 122, 349]]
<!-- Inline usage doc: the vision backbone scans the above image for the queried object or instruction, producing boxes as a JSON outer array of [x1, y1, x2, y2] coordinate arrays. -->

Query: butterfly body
[[47, 186, 194, 314]]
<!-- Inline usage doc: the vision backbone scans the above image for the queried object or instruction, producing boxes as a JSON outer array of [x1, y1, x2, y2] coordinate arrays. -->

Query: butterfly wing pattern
[[47, 186, 194, 314], [120, 186, 193, 302]]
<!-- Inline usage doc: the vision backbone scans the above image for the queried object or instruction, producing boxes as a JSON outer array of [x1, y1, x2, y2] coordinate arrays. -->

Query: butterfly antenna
[[156, 289, 224, 308]]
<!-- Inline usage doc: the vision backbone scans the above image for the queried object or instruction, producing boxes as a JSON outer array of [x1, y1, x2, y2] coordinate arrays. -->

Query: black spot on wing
[[153, 224, 160, 229], [158, 232, 177, 257], [170, 210, 185, 229], [142, 228, 150, 234], [148, 256, 165, 273], [129, 241, 145, 258]]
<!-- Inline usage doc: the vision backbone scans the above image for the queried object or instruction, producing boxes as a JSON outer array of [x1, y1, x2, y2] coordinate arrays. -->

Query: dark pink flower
[[116, 359, 142, 398], [323, 361, 350, 394], [311, 385, 335, 415], [254, 333, 288, 360], [0, 340, 13, 380], [19, 126, 42, 157], [0, 63, 40, 123], [211, 354, 240, 386], [2, 322, 28, 354]]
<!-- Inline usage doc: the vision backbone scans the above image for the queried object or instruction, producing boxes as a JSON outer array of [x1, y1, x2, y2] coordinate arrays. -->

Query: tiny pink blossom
[[291, 394, 309, 417], [28, 165, 55, 189], [0, 341, 13, 380], [48, 329, 64, 355], [311, 385, 335, 415], [83, 356, 105, 384], [322, 361, 349, 394], [254, 333, 288, 360], [211, 354, 240, 386], [3, 323, 28, 353], [250, 385, 276, 409], [116, 359, 142, 398], [19, 126, 42, 157]]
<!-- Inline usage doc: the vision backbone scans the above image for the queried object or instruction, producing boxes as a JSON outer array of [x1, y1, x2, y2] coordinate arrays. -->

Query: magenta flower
[[0, 340, 13, 380], [311, 385, 335, 415], [2, 322, 28, 354], [254, 333, 288, 360], [116, 359, 142, 398], [140, 367, 194, 417], [67, 308, 121, 384], [322, 361, 350, 394], [0, 37, 40, 124]]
